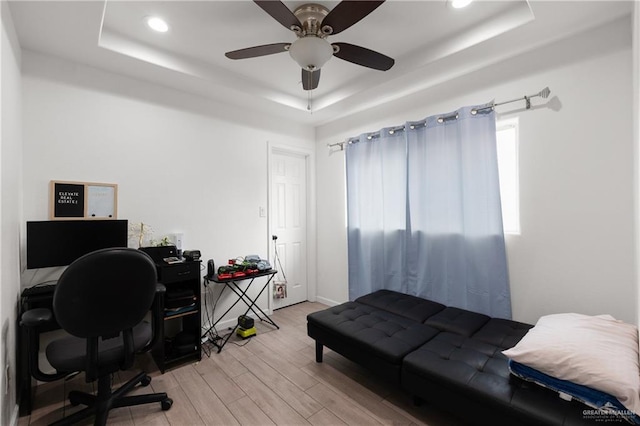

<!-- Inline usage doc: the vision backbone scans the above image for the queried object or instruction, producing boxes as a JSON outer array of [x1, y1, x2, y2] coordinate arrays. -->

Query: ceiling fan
[[225, 1, 395, 91]]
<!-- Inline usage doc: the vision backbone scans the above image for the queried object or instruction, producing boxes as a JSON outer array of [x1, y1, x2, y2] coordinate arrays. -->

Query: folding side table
[[204, 269, 279, 353]]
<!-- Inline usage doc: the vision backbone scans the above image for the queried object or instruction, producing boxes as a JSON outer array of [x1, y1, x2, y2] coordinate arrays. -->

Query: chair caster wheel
[[161, 398, 173, 411], [140, 375, 152, 387]]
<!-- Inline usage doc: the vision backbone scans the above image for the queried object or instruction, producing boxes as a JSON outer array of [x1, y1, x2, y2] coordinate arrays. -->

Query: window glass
[[496, 119, 520, 235]]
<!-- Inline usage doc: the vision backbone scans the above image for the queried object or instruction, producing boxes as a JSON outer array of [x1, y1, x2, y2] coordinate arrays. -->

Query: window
[[343, 119, 521, 234], [496, 119, 520, 235]]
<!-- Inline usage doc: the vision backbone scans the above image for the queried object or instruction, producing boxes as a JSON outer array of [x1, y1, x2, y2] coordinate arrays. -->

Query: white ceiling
[[8, 0, 634, 126]]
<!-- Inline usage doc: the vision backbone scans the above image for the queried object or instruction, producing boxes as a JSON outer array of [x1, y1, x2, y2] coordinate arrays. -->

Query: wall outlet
[[170, 233, 183, 250], [259, 206, 266, 217]]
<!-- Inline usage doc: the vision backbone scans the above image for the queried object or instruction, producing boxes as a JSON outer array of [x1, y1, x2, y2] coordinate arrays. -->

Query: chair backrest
[[53, 248, 157, 339]]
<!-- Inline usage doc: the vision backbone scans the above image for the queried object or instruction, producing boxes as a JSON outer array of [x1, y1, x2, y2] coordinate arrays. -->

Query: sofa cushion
[[401, 332, 600, 425], [472, 318, 532, 349], [403, 332, 514, 401], [424, 306, 490, 336], [307, 302, 440, 365], [355, 290, 446, 323]]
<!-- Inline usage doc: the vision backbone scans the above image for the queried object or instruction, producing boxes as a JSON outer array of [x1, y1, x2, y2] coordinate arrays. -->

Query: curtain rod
[[327, 86, 551, 152]]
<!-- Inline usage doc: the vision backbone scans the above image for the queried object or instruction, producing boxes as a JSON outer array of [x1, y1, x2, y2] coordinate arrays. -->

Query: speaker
[[170, 233, 183, 251], [207, 259, 215, 279], [183, 250, 201, 261]]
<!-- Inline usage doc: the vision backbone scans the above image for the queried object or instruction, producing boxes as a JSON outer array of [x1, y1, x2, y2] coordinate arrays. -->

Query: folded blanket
[[509, 360, 640, 424]]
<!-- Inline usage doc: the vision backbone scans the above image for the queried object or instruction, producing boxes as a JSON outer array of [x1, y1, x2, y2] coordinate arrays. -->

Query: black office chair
[[22, 248, 172, 425]]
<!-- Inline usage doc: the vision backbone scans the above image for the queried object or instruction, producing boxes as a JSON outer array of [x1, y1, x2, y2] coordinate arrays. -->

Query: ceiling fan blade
[[302, 69, 321, 91], [225, 43, 290, 60], [322, 1, 385, 35], [332, 42, 394, 71], [253, 0, 301, 31]]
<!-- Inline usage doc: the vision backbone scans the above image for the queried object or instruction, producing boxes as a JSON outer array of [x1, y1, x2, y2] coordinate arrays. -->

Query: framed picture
[[273, 282, 287, 299], [50, 180, 118, 220]]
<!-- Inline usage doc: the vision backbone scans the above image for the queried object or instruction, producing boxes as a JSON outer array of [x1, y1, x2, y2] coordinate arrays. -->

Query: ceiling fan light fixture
[[146, 16, 169, 33], [289, 36, 333, 71]]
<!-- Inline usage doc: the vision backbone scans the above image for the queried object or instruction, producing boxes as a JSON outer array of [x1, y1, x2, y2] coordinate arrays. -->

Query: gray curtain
[[346, 104, 512, 319]]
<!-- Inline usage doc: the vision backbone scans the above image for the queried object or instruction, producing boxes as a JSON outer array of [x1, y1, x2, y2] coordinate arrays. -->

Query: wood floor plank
[[307, 408, 348, 426], [158, 384, 204, 426], [205, 346, 250, 378], [170, 364, 239, 425], [253, 333, 310, 369], [305, 382, 383, 426], [322, 351, 392, 398], [257, 349, 319, 391], [302, 362, 413, 426], [263, 327, 307, 352], [232, 372, 311, 425], [238, 356, 322, 419], [380, 398, 437, 426], [147, 370, 180, 393], [200, 364, 247, 405], [221, 335, 261, 361], [226, 396, 276, 426]]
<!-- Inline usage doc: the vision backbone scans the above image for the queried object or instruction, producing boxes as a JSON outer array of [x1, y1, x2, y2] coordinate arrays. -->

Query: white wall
[[316, 18, 636, 325], [634, 0, 640, 330], [21, 52, 315, 328], [1, 2, 22, 424]]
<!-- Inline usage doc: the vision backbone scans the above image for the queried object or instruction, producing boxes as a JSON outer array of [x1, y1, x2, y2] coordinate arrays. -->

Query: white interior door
[[270, 150, 308, 309]]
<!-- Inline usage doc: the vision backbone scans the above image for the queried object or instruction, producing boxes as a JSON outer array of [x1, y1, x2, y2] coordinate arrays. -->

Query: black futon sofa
[[307, 290, 601, 425]]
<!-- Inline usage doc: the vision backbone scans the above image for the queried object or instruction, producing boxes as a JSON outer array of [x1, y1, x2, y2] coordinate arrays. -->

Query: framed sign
[[50, 181, 118, 220]]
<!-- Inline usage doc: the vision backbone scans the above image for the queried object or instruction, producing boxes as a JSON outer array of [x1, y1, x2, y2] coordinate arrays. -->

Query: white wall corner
[[633, 1, 640, 330]]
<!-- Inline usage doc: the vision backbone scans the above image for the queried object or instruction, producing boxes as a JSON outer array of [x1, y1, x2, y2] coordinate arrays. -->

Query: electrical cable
[[273, 239, 287, 282], [201, 283, 213, 358], [230, 337, 253, 347], [208, 285, 225, 340], [201, 278, 214, 337], [200, 281, 226, 357]]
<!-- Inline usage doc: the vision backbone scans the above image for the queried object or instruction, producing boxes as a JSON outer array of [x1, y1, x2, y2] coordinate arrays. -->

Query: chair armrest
[[139, 284, 166, 353], [20, 308, 53, 327], [20, 308, 68, 382]]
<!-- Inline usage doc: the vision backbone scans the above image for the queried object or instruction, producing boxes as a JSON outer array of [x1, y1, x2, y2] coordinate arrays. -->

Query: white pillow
[[502, 313, 640, 415]]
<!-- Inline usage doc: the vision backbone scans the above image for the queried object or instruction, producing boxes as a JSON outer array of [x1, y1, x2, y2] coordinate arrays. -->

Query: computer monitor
[[26, 220, 128, 269]]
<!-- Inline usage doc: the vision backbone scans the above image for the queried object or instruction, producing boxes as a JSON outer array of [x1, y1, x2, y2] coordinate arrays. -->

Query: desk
[[204, 270, 279, 353]]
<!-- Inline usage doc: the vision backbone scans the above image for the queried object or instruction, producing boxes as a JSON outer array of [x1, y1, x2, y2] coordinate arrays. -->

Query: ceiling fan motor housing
[[292, 3, 331, 36], [289, 4, 334, 70]]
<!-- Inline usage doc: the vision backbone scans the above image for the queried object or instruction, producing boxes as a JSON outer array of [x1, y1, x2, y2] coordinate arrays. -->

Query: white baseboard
[[315, 296, 343, 307], [9, 404, 18, 426], [202, 313, 262, 335]]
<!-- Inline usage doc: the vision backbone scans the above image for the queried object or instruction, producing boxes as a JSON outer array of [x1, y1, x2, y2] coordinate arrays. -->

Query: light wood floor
[[19, 302, 463, 426]]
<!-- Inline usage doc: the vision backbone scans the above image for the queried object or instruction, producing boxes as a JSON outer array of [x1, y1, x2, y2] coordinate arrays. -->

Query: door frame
[[267, 142, 317, 314]]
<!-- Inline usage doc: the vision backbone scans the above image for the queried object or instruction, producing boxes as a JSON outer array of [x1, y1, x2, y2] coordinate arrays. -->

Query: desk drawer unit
[[157, 262, 199, 283], [153, 260, 202, 373]]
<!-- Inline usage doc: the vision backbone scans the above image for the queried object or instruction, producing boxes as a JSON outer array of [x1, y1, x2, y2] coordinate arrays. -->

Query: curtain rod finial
[[539, 87, 551, 99]]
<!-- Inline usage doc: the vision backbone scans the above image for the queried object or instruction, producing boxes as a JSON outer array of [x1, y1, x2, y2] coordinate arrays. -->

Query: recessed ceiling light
[[146, 16, 169, 33], [450, 0, 473, 9]]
